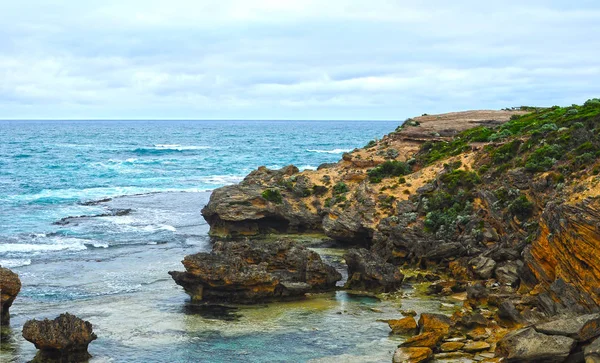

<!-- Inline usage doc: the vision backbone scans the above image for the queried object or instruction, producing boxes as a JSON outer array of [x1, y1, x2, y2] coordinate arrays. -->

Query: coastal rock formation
[[202, 110, 524, 242], [201, 165, 323, 238], [343, 248, 403, 292], [525, 200, 600, 314], [201, 101, 600, 361], [495, 327, 576, 362], [22, 313, 97, 362], [169, 240, 341, 303], [0, 266, 21, 326]]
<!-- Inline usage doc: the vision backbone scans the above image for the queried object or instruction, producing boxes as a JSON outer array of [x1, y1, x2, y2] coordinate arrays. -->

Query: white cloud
[[1, 0, 599, 119]]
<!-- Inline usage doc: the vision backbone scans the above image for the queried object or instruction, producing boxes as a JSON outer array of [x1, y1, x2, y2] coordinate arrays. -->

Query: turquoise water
[[0, 120, 396, 268], [0, 120, 458, 363]]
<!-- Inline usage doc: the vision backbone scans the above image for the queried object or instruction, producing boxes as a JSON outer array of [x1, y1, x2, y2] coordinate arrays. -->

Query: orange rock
[[389, 317, 418, 335], [400, 332, 444, 348], [392, 347, 432, 363], [440, 341, 464, 352], [463, 341, 491, 352], [418, 313, 452, 335]]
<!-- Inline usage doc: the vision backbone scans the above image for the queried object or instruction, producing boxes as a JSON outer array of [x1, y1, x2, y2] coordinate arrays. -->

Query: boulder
[[535, 313, 600, 341], [494, 260, 522, 287], [169, 240, 341, 303], [440, 341, 464, 352], [400, 332, 444, 348], [495, 327, 576, 362], [343, 248, 403, 293], [388, 317, 418, 335], [463, 341, 490, 353], [22, 313, 97, 362], [418, 313, 452, 335], [392, 347, 432, 363], [496, 301, 523, 325], [585, 336, 600, 362], [458, 312, 488, 328], [0, 267, 21, 325], [469, 256, 496, 280]]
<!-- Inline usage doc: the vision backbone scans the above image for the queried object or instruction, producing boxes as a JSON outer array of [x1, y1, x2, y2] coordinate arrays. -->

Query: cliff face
[[525, 199, 600, 314], [202, 110, 524, 242], [203, 100, 600, 315]]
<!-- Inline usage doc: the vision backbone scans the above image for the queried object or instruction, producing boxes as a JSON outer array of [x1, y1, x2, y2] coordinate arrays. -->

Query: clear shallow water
[[0, 120, 459, 362]]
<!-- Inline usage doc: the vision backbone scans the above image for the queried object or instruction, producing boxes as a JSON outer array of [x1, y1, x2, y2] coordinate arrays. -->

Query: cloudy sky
[[1, 1, 599, 120]]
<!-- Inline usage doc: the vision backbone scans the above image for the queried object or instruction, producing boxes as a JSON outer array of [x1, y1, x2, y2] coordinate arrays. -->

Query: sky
[[1, 1, 600, 120]]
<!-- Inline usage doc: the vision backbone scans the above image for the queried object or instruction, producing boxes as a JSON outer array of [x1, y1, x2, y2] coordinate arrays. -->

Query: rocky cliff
[[203, 100, 600, 317]]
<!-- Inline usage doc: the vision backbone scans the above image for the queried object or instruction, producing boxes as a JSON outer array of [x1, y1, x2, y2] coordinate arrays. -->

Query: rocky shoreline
[[199, 101, 600, 362]]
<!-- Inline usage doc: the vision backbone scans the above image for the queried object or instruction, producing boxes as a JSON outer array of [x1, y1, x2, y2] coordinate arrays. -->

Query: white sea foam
[[159, 225, 176, 232], [306, 148, 353, 154], [0, 241, 87, 253], [198, 175, 244, 185], [298, 165, 317, 171], [0, 259, 32, 268], [153, 144, 211, 150], [92, 242, 109, 248]]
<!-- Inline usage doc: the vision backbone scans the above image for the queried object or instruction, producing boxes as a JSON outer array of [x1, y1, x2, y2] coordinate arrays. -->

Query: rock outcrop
[[169, 240, 341, 303], [22, 313, 97, 362], [343, 248, 403, 293], [0, 266, 21, 326], [199, 101, 600, 361], [201, 165, 323, 238]]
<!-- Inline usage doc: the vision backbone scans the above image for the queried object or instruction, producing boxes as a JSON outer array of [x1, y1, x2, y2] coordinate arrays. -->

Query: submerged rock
[[0, 266, 21, 326], [343, 248, 403, 293], [22, 313, 97, 362], [169, 240, 341, 303]]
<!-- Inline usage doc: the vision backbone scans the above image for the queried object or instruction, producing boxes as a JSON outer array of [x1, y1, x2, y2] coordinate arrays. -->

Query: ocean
[[0, 120, 452, 362]]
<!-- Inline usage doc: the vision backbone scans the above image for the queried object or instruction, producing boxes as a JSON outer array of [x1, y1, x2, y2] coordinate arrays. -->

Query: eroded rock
[[22, 313, 97, 362], [0, 266, 21, 326], [169, 240, 341, 303], [392, 347, 432, 363], [343, 248, 403, 293], [495, 327, 576, 362]]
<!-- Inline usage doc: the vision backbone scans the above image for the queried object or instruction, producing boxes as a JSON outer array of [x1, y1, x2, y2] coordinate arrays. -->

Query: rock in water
[[0, 266, 21, 326], [169, 240, 341, 303], [343, 248, 403, 293], [495, 327, 575, 362], [22, 313, 97, 362], [392, 347, 432, 363]]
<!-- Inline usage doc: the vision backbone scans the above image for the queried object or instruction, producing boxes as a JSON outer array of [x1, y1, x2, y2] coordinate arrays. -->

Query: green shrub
[[261, 189, 283, 204], [332, 182, 349, 195], [491, 140, 521, 164], [368, 161, 411, 183], [525, 144, 563, 172], [439, 169, 480, 192], [508, 195, 534, 220], [364, 140, 377, 148]]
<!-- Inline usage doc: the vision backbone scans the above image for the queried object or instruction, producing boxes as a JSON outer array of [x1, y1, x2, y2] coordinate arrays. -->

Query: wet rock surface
[[343, 248, 403, 293], [0, 266, 21, 326], [169, 239, 341, 303], [22, 313, 97, 362]]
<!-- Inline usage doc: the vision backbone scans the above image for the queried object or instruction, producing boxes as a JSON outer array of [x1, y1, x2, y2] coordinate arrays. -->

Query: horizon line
[[0, 118, 402, 122]]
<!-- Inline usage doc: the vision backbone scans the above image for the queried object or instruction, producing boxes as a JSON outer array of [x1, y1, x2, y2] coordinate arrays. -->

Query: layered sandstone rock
[[22, 313, 97, 362], [169, 240, 341, 303], [0, 266, 21, 326], [525, 200, 600, 315], [202, 110, 524, 242]]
